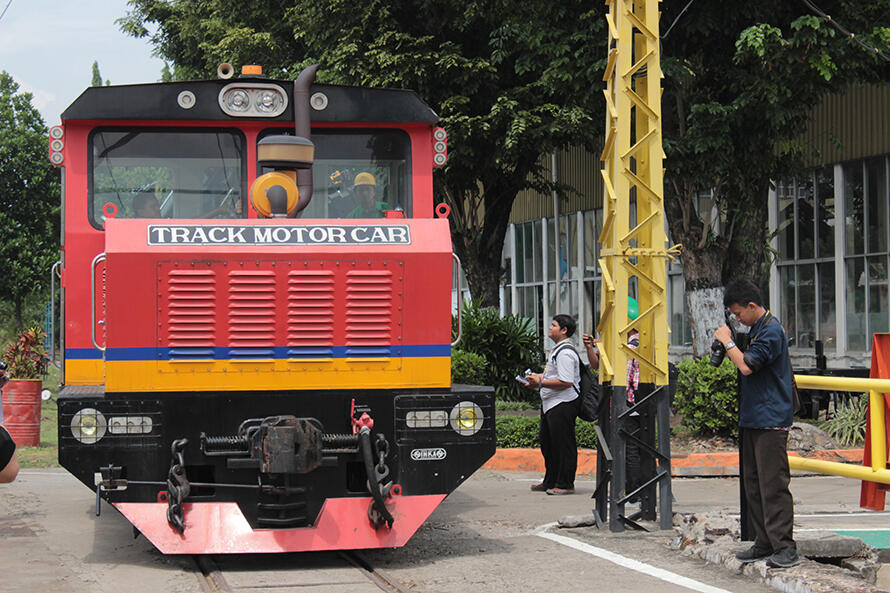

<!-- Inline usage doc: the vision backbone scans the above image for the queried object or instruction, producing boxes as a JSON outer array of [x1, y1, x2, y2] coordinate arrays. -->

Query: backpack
[[552, 343, 600, 422]]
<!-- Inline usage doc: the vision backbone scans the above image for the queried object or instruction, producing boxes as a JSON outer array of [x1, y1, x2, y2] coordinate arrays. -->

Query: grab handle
[[91, 253, 106, 352], [451, 253, 463, 347]]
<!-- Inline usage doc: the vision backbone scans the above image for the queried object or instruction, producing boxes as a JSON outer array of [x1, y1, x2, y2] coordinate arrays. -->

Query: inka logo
[[410, 447, 447, 461]]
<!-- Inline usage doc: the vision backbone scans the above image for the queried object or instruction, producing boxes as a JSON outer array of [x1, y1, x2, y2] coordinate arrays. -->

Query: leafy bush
[[495, 415, 598, 449], [674, 356, 739, 436], [451, 349, 490, 385], [496, 400, 539, 412], [453, 300, 543, 402], [3, 326, 49, 379], [820, 394, 868, 447]]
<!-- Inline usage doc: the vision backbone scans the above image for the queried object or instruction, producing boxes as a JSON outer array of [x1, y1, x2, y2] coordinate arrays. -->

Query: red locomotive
[[50, 64, 494, 554]]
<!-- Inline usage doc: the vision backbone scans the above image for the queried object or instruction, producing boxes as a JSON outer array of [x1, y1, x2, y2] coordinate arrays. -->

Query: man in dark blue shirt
[[714, 279, 798, 568]]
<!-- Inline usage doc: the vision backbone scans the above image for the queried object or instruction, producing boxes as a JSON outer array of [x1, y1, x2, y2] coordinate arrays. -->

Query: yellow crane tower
[[597, 0, 679, 531]]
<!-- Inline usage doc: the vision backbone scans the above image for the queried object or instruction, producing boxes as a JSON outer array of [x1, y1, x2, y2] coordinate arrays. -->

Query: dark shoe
[[546, 487, 575, 495], [530, 483, 552, 492], [735, 545, 772, 563], [766, 547, 800, 568]]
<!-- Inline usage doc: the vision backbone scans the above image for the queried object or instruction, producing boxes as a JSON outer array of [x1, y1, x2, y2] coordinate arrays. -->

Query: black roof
[[61, 79, 439, 124]]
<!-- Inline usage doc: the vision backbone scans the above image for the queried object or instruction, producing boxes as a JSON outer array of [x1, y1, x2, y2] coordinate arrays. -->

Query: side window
[[259, 129, 412, 219], [89, 129, 246, 228]]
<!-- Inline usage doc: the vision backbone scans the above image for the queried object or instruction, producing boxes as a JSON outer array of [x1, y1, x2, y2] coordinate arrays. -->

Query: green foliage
[[0, 72, 60, 330], [674, 357, 739, 436], [453, 300, 543, 402], [91, 61, 103, 87], [3, 326, 49, 379], [821, 394, 868, 447], [495, 400, 538, 412], [451, 349, 489, 385], [495, 415, 598, 449], [117, 0, 604, 307]]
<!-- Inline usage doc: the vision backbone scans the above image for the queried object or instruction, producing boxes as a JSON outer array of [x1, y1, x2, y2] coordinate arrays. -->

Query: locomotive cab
[[53, 66, 494, 554]]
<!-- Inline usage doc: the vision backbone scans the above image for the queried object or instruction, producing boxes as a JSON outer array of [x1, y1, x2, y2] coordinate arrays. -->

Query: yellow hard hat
[[354, 172, 376, 187]]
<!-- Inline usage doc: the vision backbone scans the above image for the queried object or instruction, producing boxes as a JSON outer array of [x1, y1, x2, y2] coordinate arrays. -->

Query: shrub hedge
[[452, 300, 543, 402], [673, 356, 739, 436], [451, 349, 490, 385], [495, 415, 599, 449]]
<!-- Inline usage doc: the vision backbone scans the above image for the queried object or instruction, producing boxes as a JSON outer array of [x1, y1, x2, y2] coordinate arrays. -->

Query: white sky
[[0, 0, 165, 125]]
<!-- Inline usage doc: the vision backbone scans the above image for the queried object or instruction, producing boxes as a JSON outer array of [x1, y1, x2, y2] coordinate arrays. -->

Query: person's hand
[[526, 373, 543, 388], [715, 325, 732, 344], [582, 334, 599, 348]]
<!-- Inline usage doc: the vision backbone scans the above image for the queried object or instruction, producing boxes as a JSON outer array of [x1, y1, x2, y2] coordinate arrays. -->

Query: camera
[[709, 310, 749, 367], [709, 339, 727, 366]]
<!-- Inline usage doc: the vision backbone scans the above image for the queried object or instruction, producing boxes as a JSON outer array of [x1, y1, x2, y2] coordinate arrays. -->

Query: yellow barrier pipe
[[871, 390, 887, 472], [794, 374, 890, 393], [788, 456, 890, 485]]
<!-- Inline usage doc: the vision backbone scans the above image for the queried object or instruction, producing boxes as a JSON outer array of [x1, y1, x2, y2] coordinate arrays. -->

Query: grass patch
[[13, 363, 60, 468]]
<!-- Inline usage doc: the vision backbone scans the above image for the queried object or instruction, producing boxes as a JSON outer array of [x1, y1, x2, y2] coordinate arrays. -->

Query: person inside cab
[[133, 191, 163, 218], [347, 172, 387, 218]]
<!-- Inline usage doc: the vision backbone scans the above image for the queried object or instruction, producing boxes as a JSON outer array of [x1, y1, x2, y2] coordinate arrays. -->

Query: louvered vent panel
[[228, 270, 276, 357], [287, 269, 335, 357], [165, 269, 216, 359], [346, 269, 394, 356]]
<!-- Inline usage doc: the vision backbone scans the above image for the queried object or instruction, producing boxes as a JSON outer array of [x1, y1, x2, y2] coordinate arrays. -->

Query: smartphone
[[515, 374, 530, 386]]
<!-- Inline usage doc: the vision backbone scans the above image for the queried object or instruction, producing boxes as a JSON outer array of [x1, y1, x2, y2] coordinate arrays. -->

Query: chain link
[[166, 438, 190, 533]]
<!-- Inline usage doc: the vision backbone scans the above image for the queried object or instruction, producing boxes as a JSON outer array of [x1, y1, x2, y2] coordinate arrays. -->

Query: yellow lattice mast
[[598, 0, 676, 387]]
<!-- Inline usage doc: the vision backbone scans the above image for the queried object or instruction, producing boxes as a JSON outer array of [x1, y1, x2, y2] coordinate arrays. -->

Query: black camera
[[709, 310, 749, 367], [709, 339, 727, 366]]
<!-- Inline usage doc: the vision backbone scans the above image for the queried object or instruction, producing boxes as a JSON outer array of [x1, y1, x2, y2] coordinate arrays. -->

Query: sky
[[0, 0, 165, 125]]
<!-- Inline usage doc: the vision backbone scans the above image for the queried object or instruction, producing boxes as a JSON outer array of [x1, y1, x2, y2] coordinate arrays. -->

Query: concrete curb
[[483, 448, 865, 477]]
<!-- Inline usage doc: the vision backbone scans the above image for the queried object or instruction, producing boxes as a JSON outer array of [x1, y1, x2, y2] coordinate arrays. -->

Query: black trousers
[[540, 400, 578, 489], [741, 428, 796, 551]]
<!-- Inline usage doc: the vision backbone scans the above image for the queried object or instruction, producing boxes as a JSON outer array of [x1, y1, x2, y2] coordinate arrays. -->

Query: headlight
[[108, 415, 153, 435], [71, 408, 107, 444], [449, 401, 484, 436], [406, 410, 448, 429], [218, 82, 288, 117]]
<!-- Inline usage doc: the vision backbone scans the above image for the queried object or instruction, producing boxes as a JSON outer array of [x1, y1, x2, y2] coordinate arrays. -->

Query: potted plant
[[1, 327, 50, 446]]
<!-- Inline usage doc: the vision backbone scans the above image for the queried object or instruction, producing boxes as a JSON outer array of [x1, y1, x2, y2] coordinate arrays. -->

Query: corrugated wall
[[509, 145, 603, 222], [508, 83, 890, 223], [802, 83, 890, 167]]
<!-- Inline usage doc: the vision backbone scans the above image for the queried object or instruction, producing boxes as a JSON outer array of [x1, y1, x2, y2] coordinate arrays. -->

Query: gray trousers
[[741, 428, 796, 551]]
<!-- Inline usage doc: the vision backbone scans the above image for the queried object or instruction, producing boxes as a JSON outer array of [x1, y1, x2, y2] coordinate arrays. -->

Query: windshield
[[260, 129, 412, 219], [89, 128, 245, 228]]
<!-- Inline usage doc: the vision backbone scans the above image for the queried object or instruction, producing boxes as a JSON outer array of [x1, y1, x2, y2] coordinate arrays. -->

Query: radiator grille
[[228, 270, 275, 357], [346, 269, 394, 356], [165, 269, 216, 358], [287, 269, 335, 357]]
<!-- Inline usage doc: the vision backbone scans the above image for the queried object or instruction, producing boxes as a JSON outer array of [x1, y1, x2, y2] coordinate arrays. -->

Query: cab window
[[259, 129, 411, 219], [89, 128, 246, 228]]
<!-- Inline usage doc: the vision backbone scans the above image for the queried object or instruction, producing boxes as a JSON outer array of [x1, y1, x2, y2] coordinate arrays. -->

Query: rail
[[90, 253, 106, 352], [789, 374, 890, 483], [451, 252, 462, 347]]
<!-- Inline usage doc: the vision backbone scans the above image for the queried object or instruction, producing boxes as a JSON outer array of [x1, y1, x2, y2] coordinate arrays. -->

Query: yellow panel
[[65, 359, 105, 384], [105, 357, 451, 392]]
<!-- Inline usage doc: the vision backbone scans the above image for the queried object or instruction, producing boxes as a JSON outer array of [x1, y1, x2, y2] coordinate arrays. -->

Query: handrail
[[91, 253, 106, 352], [795, 374, 890, 394], [49, 260, 61, 362], [789, 373, 890, 482], [451, 253, 463, 347]]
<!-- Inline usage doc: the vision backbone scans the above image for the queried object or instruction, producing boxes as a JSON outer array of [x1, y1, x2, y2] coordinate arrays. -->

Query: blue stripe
[[73, 344, 452, 361]]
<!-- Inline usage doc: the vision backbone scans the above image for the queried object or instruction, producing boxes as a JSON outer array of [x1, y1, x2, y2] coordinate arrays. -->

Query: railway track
[[194, 551, 410, 593]]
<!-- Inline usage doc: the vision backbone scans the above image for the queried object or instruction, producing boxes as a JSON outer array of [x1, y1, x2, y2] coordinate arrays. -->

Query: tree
[[659, 1, 890, 354], [0, 72, 60, 330], [91, 61, 103, 87], [118, 0, 604, 306]]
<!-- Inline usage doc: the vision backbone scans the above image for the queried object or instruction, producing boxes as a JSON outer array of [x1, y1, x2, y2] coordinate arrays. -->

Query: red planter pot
[[2, 379, 42, 446]]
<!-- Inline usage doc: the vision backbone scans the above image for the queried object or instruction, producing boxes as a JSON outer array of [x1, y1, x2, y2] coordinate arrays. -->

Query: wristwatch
[[725, 340, 736, 350]]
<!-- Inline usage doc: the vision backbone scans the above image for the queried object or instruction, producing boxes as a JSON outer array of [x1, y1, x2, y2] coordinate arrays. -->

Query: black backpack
[[552, 343, 600, 422]]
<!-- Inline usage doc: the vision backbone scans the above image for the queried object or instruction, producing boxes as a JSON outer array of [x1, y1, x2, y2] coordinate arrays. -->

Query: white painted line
[[797, 527, 890, 532], [795, 511, 890, 517], [535, 527, 733, 593]]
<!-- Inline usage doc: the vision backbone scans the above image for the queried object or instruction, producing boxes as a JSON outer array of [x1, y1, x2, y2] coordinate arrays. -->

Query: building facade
[[493, 84, 890, 367]]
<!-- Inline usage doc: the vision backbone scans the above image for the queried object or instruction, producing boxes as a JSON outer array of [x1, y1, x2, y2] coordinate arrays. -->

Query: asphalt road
[[0, 467, 878, 593]]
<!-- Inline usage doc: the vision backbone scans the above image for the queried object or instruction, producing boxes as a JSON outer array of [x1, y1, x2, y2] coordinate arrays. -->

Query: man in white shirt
[[526, 314, 581, 495]]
